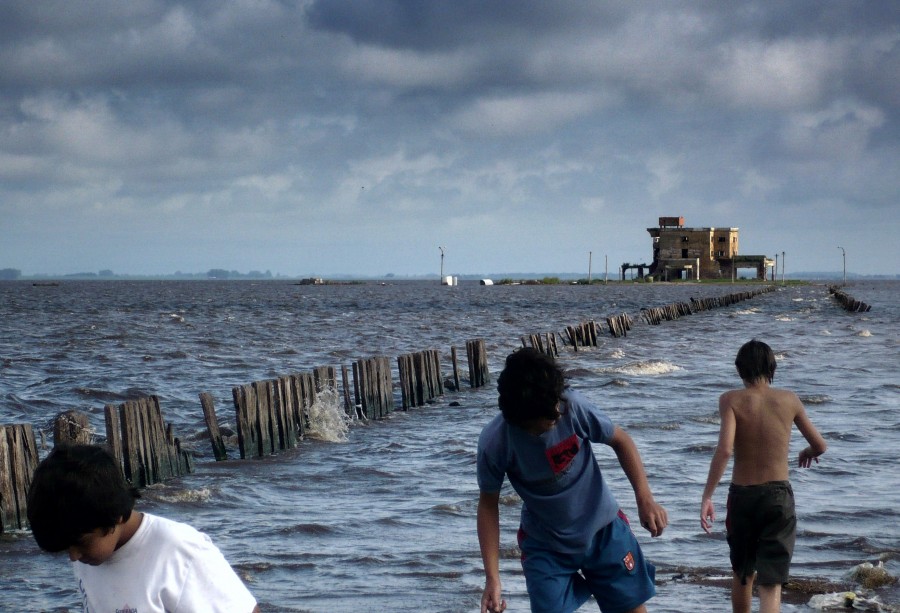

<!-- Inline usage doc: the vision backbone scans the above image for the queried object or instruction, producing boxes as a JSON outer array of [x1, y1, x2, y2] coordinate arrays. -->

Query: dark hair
[[27, 444, 139, 552], [734, 339, 776, 383], [497, 347, 566, 426]]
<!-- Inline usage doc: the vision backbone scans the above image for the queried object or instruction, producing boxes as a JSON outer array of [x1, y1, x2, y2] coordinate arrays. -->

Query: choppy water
[[1, 279, 898, 612]]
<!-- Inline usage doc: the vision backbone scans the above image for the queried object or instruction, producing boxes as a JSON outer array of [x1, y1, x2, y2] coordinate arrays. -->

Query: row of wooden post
[[398, 350, 444, 410], [521, 332, 560, 357], [523, 287, 776, 356], [828, 286, 872, 312], [199, 340, 489, 460], [1, 395, 194, 534]]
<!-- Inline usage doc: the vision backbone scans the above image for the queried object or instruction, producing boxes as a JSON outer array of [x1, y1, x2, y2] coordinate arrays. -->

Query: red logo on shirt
[[623, 551, 636, 571], [545, 434, 580, 474]]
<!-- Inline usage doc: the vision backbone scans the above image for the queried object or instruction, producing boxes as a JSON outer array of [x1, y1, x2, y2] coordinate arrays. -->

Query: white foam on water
[[602, 360, 682, 376], [306, 388, 351, 442]]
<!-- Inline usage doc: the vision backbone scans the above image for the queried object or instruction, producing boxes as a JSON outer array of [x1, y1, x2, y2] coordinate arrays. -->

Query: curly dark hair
[[497, 347, 565, 426]]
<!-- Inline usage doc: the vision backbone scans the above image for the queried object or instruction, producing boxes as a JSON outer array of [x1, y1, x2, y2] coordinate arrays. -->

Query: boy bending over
[[477, 348, 668, 613], [27, 444, 260, 613], [701, 340, 827, 613]]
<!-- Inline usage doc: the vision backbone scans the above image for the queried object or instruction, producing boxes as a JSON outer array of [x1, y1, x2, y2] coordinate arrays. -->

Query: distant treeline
[[0, 268, 281, 281]]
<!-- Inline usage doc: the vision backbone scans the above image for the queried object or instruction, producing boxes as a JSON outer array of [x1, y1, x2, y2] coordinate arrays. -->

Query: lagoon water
[[0, 279, 898, 612]]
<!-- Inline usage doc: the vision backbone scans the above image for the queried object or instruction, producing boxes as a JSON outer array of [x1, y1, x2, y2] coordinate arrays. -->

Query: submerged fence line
[[2, 286, 779, 533], [828, 286, 872, 312]]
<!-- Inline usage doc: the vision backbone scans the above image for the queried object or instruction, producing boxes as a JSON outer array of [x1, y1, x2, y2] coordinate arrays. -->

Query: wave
[[733, 308, 760, 315], [600, 360, 682, 376], [305, 389, 352, 443], [600, 378, 630, 387], [144, 486, 213, 504], [72, 386, 153, 401], [857, 329, 873, 337], [800, 395, 833, 405]]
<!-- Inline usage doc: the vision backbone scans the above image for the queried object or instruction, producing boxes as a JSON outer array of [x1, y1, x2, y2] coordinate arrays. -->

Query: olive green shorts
[[726, 481, 796, 585]]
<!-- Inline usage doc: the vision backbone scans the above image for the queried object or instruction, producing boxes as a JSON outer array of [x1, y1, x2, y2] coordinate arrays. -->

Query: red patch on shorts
[[622, 551, 636, 571]]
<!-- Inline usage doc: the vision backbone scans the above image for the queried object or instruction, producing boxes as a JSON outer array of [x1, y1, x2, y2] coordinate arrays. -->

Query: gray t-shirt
[[477, 388, 620, 553]]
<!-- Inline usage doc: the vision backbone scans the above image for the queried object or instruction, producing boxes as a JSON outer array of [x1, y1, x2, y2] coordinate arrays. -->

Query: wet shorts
[[726, 481, 796, 585], [518, 510, 656, 613]]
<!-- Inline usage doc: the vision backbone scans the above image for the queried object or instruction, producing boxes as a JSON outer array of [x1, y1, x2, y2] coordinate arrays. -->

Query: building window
[[717, 250, 725, 257], [681, 236, 689, 242], [682, 249, 689, 258], [718, 237, 726, 242]]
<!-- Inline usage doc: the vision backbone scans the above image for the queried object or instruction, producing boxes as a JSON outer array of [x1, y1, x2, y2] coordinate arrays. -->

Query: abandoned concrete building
[[646, 216, 774, 281]]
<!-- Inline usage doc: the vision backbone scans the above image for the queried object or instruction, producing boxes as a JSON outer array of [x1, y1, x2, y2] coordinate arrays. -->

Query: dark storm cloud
[[0, 1, 897, 275]]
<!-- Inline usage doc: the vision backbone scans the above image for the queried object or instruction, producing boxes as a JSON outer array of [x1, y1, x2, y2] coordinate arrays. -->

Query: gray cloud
[[1, 0, 897, 276]]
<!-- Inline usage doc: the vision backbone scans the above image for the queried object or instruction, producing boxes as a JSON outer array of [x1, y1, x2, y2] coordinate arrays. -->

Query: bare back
[[722, 382, 805, 485]]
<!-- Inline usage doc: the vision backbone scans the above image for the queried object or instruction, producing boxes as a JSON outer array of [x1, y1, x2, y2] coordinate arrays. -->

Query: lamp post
[[781, 251, 785, 284], [439, 246, 445, 284], [837, 246, 846, 286]]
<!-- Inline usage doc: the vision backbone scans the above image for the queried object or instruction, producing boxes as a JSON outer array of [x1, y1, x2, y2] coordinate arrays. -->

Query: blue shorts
[[518, 511, 656, 613]]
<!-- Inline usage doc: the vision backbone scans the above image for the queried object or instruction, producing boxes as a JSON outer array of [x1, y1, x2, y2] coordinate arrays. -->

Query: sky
[[2, 1, 899, 277]]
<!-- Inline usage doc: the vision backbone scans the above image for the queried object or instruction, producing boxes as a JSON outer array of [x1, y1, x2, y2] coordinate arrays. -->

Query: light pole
[[439, 246, 445, 284], [781, 251, 785, 284], [588, 251, 592, 284], [837, 246, 846, 286]]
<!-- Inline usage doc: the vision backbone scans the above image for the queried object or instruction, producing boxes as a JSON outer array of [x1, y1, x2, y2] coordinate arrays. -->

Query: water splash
[[306, 388, 351, 442]]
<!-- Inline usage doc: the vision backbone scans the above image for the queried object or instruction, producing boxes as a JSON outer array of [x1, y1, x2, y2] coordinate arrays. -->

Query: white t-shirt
[[73, 513, 257, 613]]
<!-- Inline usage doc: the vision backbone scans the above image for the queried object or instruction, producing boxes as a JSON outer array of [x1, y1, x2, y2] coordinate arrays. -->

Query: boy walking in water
[[701, 340, 827, 613], [477, 348, 668, 613], [27, 444, 260, 613]]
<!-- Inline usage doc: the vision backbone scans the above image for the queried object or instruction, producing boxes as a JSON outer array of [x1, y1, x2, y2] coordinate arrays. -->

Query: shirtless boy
[[701, 339, 827, 613]]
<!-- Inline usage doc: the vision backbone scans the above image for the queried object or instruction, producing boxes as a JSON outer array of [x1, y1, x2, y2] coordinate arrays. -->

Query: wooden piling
[[0, 424, 38, 534], [53, 409, 93, 446], [199, 393, 228, 461], [451, 346, 461, 392], [340, 365, 355, 418], [104, 404, 123, 468], [466, 339, 489, 388]]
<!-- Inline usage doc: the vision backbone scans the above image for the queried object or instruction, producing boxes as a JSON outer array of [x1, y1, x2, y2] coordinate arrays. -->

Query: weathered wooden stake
[[199, 392, 228, 461], [0, 424, 39, 534]]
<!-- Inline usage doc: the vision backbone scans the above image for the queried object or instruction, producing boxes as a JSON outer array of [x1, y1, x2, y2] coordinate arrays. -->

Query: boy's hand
[[481, 576, 506, 613], [799, 447, 820, 468], [700, 498, 715, 534], [637, 499, 668, 537]]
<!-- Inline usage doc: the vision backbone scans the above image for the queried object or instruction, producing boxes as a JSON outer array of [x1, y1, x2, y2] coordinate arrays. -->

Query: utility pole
[[781, 251, 785, 284], [588, 251, 592, 284], [605, 254, 608, 285], [837, 246, 846, 286], [439, 246, 445, 284]]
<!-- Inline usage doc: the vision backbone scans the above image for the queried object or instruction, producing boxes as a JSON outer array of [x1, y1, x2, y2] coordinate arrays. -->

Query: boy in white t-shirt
[[27, 444, 260, 613]]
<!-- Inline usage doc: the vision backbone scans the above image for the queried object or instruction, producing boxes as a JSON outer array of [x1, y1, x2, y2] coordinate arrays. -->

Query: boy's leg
[[757, 583, 782, 613], [730, 571, 754, 613], [580, 512, 656, 613], [519, 529, 591, 613]]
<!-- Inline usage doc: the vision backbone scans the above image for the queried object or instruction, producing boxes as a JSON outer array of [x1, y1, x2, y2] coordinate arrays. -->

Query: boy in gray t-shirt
[[477, 348, 668, 613]]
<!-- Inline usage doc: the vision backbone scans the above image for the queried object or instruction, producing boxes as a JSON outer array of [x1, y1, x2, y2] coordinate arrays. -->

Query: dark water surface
[[1, 280, 898, 612]]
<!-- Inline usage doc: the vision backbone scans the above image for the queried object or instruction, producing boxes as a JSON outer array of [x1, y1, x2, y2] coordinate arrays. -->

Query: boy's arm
[[477, 491, 507, 613], [608, 426, 668, 537], [793, 397, 827, 467], [700, 395, 736, 533]]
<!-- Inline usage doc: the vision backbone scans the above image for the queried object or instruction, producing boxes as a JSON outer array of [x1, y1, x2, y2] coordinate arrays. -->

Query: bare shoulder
[[770, 387, 804, 412], [719, 388, 744, 406]]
